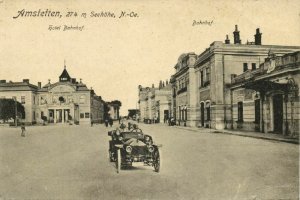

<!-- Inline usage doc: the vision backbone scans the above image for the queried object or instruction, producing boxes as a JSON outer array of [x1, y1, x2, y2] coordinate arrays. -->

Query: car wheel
[[153, 150, 160, 172], [116, 148, 121, 173]]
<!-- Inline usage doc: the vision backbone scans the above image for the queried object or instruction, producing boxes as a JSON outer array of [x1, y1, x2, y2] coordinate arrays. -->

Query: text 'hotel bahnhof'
[[139, 25, 300, 138]]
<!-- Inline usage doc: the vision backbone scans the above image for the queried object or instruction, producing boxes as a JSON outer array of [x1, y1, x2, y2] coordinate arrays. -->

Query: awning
[[243, 80, 288, 93]]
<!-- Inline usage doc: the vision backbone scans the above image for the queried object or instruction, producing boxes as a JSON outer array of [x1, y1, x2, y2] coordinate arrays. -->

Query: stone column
[[62, 109, 65, 123]]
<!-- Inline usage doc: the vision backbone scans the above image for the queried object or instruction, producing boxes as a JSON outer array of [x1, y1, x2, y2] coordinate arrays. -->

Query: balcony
[[231, 67, 264, 85], [177, 87, 187, 95]]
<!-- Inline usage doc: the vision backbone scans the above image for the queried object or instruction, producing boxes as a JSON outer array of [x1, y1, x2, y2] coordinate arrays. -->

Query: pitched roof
[[59, 68, 71, 79], [0, 82, 38, 91]]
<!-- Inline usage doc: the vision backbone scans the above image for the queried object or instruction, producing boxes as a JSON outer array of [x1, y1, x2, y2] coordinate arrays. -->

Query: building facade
[[0, 67, 105, 125], [230, 51, 299, 137], [138, 81, 172, 123], [171, 25, 300, 130]]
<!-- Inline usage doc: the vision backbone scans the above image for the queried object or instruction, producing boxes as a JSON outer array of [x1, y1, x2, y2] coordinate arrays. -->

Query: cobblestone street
[[0, 123, 299, 200]]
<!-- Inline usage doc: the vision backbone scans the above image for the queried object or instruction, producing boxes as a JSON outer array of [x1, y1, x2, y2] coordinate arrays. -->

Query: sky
[[0, 0, 299, 115]]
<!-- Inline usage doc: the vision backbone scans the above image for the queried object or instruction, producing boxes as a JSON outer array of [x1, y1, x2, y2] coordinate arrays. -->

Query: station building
[[170, 25, 300, 130], [0, 66, 105, 125], [230, 51, 299, 137]]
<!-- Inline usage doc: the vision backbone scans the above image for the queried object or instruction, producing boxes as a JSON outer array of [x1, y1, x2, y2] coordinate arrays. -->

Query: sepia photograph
[[0, 0, 299, 199]]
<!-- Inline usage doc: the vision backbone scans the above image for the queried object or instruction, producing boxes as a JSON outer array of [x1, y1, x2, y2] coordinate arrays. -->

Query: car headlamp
[[126, 146, 132, 153], [148, 145, 154, 153], [118, 136, 123, 141]]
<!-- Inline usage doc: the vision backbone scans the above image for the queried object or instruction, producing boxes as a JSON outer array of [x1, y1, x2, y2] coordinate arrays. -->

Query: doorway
[[273, 94, 283, 133], [200, 102, 204, 127]]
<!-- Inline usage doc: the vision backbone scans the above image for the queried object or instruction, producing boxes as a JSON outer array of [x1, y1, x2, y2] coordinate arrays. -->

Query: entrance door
[[254, 99, 260, 131], [200, 102, 204, 126], [273, 94, 283, 133], [164, 110, 169, 123]]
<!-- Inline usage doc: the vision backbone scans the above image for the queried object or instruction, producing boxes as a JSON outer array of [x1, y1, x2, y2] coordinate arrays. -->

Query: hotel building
[[0, 66, 105, 125]]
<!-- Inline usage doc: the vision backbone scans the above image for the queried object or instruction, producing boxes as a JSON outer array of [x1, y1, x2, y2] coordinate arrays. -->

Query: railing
[[177, 87, 187, 95]]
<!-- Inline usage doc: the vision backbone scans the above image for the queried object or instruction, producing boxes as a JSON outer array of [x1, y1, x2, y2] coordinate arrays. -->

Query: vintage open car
[[108, 125, 160, 173]]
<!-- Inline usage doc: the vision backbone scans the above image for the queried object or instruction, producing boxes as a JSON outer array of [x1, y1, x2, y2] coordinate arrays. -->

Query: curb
[[158, 124, 299, 145], [213, 130, 299, 145]]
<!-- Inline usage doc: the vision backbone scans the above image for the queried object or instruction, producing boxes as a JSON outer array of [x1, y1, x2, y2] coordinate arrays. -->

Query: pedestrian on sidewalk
[[21, 123, 26, 137], [109, 117, 113, 127], [105, 118, 108, 127]]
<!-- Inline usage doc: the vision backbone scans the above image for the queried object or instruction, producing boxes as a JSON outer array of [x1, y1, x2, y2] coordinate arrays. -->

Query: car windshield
[[121, 132, 144, 140]]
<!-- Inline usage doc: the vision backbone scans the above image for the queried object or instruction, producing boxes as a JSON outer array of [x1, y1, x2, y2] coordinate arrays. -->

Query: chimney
[[23, 79, 29, 83], [225, 35, 230, 44], [38, 82, 41, 89], [254, 28, 262, 45], [233, 25, 241, 44], [152, 84, 154, 88], [166, 80, 169, 85]]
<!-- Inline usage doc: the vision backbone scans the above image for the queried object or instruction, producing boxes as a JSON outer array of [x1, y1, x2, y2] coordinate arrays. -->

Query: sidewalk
[[154, 123, 299, 144]]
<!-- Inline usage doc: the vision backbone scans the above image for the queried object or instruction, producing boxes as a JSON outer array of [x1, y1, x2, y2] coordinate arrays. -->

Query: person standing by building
[[104, 118, 108, 127], [21, 123, 26, 137], [109, 117, 113, 127]]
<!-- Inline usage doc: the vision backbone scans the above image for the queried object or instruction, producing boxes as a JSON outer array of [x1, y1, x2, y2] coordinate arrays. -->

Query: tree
[[0, 99, 25, 123], [103, 103, 110, 120], [110, 100, 122, 107]]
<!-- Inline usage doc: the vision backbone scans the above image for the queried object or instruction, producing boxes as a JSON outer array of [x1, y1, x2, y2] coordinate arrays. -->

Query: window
[[79, 95, 85, 104], [52, 96, 58, 103], [206, 67, 210, 82], [41, 111, 44, 117], [255, 99, 260, 123], [80, 113, 84, 118], [243, 63, 248, 72], [33, 111, 36, 120], [252, 63, 256, 70], [238, 102, 243, 122], [200, 70, 204, 87], [68, 96, 73, 103], [21, 96, 25, 104], [85, 113, 90, 118]]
